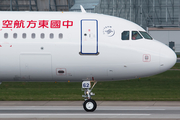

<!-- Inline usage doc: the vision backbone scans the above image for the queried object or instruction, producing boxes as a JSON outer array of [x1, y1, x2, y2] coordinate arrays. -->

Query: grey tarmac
[[0, 101, 180, 120]]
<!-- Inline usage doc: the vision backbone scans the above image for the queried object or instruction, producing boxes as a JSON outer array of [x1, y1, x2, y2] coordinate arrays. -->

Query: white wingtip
[[80, 5, 86, 13]]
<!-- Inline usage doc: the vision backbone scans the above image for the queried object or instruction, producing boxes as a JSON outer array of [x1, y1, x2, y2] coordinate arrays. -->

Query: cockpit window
[[132, 31, 142, 40], [139, 31, 153, 40], [121, 31, 129, 40]]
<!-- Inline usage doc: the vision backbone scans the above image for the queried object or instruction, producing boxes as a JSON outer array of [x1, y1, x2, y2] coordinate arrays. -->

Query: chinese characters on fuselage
[[1, 20, 73, 29]]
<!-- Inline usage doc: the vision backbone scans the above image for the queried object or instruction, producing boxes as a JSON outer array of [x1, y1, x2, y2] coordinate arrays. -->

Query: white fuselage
[[0, 12, 177, 82]]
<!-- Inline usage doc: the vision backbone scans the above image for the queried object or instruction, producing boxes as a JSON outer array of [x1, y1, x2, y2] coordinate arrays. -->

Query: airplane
[[0, 6, 177, 112]]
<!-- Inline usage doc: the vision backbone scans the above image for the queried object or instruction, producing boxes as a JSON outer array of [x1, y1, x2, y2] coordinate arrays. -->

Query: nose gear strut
[[82, 80, 97, 112]]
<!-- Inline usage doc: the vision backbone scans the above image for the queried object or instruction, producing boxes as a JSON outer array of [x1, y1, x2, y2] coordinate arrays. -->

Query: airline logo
[[103, 26, 115, 37], [1, 20, 73, 29]]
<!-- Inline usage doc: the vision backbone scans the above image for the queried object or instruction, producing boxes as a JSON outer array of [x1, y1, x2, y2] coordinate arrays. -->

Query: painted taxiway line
[[0, 106, 166, 110], [0, 108, 166, 110], [0, 114, 151, 116]]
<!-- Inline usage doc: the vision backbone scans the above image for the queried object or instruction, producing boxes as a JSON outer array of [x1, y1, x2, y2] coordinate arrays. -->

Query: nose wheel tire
[[83, 99, 97, 112]]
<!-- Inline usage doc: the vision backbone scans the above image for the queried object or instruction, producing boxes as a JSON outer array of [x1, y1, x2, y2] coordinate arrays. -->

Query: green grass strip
[[171, 63, 180, 69], [0, 70, 180, 101]]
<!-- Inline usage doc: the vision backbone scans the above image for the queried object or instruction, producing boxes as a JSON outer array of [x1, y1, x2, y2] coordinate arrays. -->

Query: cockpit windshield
[[132, 31, 142, 40], [139, 31, 153, 40], [121, 31, 153, 41]]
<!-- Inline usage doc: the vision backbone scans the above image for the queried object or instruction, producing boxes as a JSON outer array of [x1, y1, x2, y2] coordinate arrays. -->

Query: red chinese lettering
[[62, 20, 73, 28], [27, 20, 37, 28], [38, 20, 49, 28], [14, 20, 25, 28], [2, 20, 13, 28], [50, 20, 61, 28]]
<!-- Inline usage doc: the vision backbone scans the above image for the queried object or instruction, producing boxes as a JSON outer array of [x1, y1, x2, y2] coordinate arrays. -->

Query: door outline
[[80, 19, 99, 55]]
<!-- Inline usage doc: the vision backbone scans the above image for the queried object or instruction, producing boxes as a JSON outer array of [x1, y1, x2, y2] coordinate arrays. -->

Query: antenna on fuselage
[[80, 5, 86, 13]]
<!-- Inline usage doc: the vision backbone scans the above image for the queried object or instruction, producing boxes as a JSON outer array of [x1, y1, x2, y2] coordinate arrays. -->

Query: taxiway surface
[[0, 101, 180, 120]]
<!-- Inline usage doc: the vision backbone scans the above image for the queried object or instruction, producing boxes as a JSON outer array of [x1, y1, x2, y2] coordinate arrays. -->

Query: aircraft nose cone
[[160, 45, 177, 72]]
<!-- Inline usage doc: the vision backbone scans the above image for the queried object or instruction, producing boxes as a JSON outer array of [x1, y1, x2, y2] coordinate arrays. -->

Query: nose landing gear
[[82, 80, 97, 112]]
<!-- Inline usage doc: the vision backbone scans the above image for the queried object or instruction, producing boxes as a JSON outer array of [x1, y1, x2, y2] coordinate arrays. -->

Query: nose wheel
[[83, 99, 97, 112], [82, 80, 97, 112]]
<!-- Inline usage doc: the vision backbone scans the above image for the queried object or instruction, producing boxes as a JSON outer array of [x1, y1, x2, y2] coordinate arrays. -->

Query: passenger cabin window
[[132, 31, 142, 40], [50, 33, 54, 39], [139, 31, 153, 40], [31, 33, 35, 39], [121, 31, 129, 40], [13, 33, 17, 39], [59, 33, 63, 39], [22, 33, 26, 39], [4, 33, 8, 39], [41, 33, 45, 39]]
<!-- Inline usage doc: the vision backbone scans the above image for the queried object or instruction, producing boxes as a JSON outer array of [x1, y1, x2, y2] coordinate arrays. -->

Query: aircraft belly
[[0, 47, 20, 81], [20, 54, 52, 81]]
